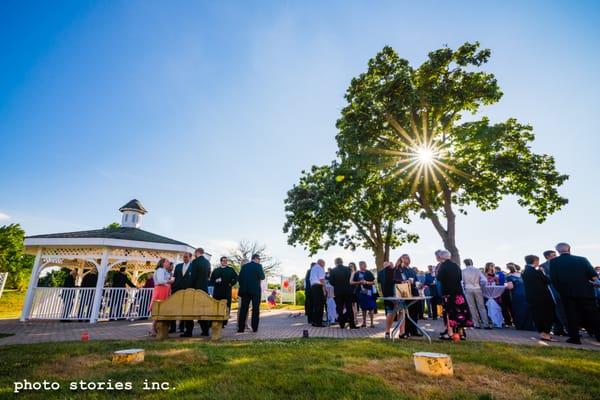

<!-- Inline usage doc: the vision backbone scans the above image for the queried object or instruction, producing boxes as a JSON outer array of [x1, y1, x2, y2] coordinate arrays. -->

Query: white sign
[[280, 276, 296, 304]]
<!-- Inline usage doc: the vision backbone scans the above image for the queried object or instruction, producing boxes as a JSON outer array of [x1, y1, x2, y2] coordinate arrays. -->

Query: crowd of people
[[303, 242, 600, 345], [146, 248, 265, 337], [62, 241, 600, 345]]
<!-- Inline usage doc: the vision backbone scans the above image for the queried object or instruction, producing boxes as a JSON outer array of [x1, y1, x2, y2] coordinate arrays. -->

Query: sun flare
[[415, 146, 436, 164]]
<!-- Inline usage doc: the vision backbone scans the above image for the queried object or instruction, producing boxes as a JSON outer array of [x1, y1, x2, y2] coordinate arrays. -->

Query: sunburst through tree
[[368, 114, 471, 198]]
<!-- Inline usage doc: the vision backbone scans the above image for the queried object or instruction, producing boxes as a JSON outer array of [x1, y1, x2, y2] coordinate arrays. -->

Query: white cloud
[[0, 212, 10, 221]]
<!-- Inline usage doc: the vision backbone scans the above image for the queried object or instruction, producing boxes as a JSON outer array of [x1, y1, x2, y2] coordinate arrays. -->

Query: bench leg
[[156, 321, 170, 339], [211, 321, 223, 340]]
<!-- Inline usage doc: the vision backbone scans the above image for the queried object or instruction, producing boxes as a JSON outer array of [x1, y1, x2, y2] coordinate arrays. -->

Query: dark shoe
[[384, 332, 390, 340], [439, 334, 452, 340], [439, 329, 448, 336], [484, 326, 493, 330], [200, 332, 210, 337], [399, 333, 409, 339], [312, 324, 325, 328], [339, 323, 345, 329], [566, 337, 582, 345], [349, 325, 360, 329], [252, 329, 258, 332], [180, 333, 192, 337], [412, 332, 423, 337], [237, 329, 245, 333]]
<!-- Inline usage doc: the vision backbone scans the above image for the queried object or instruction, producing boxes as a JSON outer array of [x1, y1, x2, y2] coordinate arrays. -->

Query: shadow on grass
[[1, 338, 598, 399]]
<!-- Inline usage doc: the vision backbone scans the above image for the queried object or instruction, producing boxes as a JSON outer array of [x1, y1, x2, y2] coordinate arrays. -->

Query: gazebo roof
[[26, 227, 189, 246], [22, 199, 198, 255], [118, 199, 147, 214]]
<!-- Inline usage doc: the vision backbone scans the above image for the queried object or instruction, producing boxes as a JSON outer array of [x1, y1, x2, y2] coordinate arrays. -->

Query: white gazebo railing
[[0, 272, 8, 300], [27, 287, 153, 321]]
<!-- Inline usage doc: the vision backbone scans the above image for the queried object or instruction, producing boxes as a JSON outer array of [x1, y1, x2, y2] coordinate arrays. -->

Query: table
[[380, 296, 432, 344], [481, 285, 506, 328], [481, 285, 506, 299]]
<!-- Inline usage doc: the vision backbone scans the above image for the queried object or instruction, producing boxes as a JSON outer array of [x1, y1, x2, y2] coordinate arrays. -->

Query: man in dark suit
[[61, 269, 78, 321], [110, 266, 137, 319], [237, 254, 265, 333], [172, 251, 195, 336], [79, 267, 98, 320], [549, 242, 600, 344], [191, 248, 212, 336], [522, 255, 555, 341], [539, 249, 567, 336], [328, 257, 358, 329], [210, 256, 238, 327]]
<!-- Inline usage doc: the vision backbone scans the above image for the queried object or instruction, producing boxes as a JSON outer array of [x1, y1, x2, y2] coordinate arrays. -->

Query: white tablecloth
[[482, 285, 506, 299]]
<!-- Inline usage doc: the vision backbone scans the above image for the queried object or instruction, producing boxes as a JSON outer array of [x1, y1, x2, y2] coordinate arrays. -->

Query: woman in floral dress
[[435, 249, 473, 340]]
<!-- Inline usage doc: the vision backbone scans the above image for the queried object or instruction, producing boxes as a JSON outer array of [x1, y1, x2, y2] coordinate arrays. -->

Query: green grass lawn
[[0, 289, 26, 319], [1, 338, 598, 399]]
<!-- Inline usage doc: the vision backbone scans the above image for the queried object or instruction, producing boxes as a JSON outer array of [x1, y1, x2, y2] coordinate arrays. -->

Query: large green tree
[[283, 161, 417, 270], [0, 224, 35, 291], [336, 42, 568, 263]]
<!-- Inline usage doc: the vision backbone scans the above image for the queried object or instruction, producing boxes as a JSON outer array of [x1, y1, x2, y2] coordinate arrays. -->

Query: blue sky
[[1, 1, 599, 276]]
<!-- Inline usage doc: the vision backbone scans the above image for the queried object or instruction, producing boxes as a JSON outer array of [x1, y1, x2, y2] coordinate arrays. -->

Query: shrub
[[295, 290, 305, 306]]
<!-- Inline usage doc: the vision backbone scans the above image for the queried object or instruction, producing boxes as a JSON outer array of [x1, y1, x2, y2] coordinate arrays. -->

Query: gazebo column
[[89, 248, 110, 324], [20, 248, 43, 322]]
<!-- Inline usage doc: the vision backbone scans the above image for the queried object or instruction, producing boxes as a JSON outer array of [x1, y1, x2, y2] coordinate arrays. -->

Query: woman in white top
[[149, 258, 173, 336]]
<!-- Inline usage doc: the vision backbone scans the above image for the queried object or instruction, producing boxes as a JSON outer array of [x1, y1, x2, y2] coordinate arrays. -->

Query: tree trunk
[[442, 189, 461, 264], [374, 244, 385, 272], [419, 189, 461, 264]]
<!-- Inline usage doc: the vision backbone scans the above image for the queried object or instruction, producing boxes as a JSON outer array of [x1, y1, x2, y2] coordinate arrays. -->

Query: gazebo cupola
[[119, 199, 147, 228]]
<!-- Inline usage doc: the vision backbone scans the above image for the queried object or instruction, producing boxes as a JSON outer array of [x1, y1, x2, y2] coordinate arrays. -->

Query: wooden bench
[[149, 288, 229, 340]]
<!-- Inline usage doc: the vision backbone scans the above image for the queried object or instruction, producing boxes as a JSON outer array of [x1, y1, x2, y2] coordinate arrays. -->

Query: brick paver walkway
[[1, 310, 599, 350]]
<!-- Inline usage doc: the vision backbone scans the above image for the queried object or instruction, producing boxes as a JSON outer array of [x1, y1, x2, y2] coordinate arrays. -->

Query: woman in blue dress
[[506, 264, 535, 330], [352, 261, 377, 328]]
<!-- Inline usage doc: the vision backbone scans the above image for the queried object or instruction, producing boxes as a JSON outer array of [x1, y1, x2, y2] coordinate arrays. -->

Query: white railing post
[[20, 248, 43, 322]]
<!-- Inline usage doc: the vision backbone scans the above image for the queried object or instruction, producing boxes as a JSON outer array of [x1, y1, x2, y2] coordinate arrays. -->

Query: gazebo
[[20, 199, 197, 323]]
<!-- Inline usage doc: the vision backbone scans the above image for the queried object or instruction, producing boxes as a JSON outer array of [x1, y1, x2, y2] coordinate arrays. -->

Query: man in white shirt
[[462, 258, 491, 329], [309, 259, 327, 327]]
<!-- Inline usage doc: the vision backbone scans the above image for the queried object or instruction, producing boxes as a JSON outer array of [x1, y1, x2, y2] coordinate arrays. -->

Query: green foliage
[[283, 161, 418, 269], [0, 224, 34, 291], [295, 289, 305, 306], [334, 42, 568, 261], [104, 222, 120, 229], [0, 289, 26, 318], [37, 268, 69, 287]]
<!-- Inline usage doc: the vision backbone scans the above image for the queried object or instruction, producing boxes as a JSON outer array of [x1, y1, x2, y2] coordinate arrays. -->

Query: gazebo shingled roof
[[26, 227, 190, 247]]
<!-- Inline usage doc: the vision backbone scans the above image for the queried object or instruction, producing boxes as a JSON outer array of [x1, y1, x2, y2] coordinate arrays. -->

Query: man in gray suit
[[237, 254, 265, 333]]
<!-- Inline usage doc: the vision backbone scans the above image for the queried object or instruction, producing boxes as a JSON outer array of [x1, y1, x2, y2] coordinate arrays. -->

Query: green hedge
[[295, 290, 305, 306]]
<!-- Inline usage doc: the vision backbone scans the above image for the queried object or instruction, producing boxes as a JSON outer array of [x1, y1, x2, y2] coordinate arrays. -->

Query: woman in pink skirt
[[149, 258, 173, 336]]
